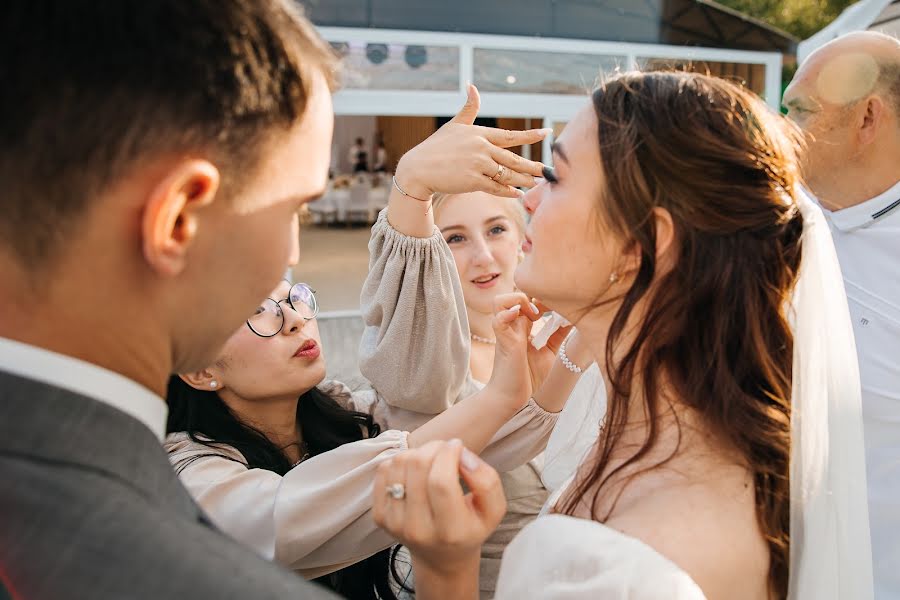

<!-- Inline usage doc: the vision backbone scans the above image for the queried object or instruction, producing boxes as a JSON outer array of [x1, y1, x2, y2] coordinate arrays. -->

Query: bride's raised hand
[[393, 84, 550, 201], [372, 439, 506, 581]]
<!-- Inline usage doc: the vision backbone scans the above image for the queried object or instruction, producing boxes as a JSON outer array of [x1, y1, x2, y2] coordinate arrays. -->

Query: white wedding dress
[[492, 192, 873, 600], [495, 512, 705, 599]]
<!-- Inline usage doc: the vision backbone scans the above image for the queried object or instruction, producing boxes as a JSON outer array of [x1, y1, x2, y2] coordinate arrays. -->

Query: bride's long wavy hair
[[558, 72, 804, 597]]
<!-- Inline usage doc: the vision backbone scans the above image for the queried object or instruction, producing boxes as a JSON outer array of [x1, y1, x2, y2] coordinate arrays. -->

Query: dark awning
[[299, 0, 797, 54]]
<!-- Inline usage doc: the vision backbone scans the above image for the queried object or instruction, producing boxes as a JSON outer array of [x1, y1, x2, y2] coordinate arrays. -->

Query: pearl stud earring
[[209, 380, 218, 389], [609, 272, 619, 284]]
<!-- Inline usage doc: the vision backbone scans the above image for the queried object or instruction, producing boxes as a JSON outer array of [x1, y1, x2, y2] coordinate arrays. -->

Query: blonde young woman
[[431, 191, 599, 597]]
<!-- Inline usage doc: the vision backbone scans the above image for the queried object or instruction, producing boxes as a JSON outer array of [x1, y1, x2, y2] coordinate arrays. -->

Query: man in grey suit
[[0, 2, 340, 598]]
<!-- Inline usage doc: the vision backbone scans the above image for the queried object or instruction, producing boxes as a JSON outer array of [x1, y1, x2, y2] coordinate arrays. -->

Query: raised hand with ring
[[391, 84, 551, 204]]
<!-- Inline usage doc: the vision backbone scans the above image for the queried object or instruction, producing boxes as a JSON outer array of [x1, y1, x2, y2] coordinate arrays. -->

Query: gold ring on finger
[[490, 164, 506, 182]]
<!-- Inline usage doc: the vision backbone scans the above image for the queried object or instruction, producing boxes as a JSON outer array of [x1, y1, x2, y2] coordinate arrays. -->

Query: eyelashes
[[542, 165, 558, 183]]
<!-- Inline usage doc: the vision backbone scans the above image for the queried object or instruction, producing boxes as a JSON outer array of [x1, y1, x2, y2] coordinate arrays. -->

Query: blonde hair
[[431, 192, 527, 237]]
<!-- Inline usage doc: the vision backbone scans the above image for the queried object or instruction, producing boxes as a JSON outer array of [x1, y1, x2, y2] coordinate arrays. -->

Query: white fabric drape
[[788, 190, 873, 599]]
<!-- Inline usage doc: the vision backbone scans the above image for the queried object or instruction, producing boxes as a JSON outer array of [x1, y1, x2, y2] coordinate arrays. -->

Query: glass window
[[637, 57, 767, 96], [474, 49, 625, 94], [332, 41, 459, 91]]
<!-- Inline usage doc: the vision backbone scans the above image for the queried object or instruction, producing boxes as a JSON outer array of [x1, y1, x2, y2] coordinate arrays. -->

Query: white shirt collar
[[0, 336, 168, 441], [826, 178, 900, 232]]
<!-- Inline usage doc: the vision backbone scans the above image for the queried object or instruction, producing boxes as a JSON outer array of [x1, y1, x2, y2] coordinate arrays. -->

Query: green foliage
[[715, 0, 858, 39]]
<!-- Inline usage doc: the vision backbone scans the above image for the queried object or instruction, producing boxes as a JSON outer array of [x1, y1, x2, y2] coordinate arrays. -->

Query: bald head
[[783, 31, 900, 209], [790, 31, 899, 110]]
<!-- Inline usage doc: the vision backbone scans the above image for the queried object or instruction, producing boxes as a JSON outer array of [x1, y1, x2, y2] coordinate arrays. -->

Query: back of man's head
[[0, 0, 334, 268], [0, 1, 338, 383]]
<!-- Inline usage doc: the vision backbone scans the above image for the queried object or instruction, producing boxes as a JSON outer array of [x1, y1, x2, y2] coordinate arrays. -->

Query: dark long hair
[[558, 72, 804, 598], [166, 376, 408, 600]]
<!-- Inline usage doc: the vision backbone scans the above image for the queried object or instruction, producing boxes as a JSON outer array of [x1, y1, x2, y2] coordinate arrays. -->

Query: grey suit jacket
[[0, 370, 339, 599]]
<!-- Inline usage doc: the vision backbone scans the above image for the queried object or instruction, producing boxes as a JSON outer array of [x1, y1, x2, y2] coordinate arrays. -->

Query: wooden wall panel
[[375, 116, 438, 172]]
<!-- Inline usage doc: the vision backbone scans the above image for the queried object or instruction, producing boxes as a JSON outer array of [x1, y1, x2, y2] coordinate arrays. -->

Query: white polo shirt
[[823, 179, 900, 600]]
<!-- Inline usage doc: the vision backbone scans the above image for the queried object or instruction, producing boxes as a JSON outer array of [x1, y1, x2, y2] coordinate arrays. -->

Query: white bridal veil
[[789, 190, 873, 599]]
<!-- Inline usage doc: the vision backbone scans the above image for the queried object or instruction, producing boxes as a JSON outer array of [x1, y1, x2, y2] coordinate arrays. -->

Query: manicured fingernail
[[540, 128, 553, 136], [529, 302, 540, 315], [449, 438, 462, 447], [507, 305, 521, 314], [460, 447, 481, 471]]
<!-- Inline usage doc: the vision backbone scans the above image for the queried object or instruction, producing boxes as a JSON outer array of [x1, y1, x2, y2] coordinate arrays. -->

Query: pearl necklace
[[470, 333, 497, 345]]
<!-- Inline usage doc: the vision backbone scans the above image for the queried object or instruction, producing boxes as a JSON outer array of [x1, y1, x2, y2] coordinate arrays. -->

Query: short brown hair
[[0, 0, 338, 268]]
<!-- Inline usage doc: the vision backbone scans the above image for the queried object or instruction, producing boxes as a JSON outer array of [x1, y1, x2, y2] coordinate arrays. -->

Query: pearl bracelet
[[558, 335, 585, 374]]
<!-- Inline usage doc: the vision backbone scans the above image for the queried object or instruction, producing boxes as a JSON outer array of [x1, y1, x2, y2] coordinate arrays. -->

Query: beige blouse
[[165, 211, 558, 579]]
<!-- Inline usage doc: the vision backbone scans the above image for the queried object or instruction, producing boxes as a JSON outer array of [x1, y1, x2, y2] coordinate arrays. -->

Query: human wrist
[[559, 333, 592, 373], [395, 155, 433, 200], [412, 551, 480, 596], [483, 378, 531, 413]]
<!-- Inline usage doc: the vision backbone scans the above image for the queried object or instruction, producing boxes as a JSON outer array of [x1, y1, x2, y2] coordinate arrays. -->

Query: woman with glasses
[[163, 88, 573, 599]]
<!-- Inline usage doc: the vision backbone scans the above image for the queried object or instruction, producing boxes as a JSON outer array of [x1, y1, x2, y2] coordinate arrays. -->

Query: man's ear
[[179, 369, 223, 392], [857, 95, 886, 148], [142, 160, 220, 277]]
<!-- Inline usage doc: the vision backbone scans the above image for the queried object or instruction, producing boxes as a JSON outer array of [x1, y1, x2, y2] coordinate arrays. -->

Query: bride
[[370, 71, 873, 599]]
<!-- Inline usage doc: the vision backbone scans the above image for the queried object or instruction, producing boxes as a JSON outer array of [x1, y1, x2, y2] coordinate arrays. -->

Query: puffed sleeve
[[322, 381, 558, 473], [494, 515, 707, 599], [478, 398, 559, 473], [358, 208, 470, 414], [164, 431, 408, 579]]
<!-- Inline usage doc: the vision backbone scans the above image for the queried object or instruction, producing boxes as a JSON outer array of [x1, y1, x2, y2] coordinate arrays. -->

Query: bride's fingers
[[373, 457, 407, 535], [402, 443, 443, 544], [458, 446, 506, 529], [426, 440, 470, 539]]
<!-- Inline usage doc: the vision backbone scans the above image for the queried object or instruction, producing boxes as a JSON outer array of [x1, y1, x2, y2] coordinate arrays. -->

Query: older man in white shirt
[[784, 31, 900, 599]]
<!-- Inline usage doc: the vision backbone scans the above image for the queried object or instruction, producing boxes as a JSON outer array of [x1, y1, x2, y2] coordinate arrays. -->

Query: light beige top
[[165, 211, 558, 579], [461, 378, 548, 599]]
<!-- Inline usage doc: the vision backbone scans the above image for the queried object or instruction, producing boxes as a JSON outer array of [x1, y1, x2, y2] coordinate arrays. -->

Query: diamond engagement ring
[[386, 483, 406, 500], [490, 164, 506, 182]]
